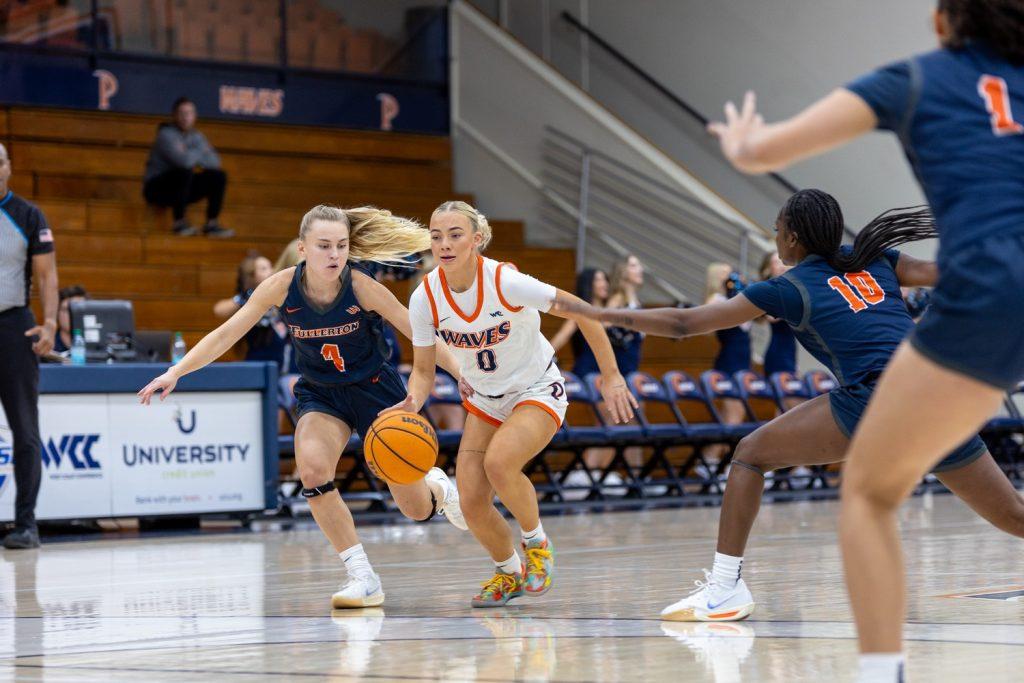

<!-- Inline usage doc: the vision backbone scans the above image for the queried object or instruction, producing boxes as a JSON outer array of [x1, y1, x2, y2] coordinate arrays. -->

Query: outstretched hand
[[599, 372, 639, 424], [707, 91, 766, 173], [138, 371, 179, 405]]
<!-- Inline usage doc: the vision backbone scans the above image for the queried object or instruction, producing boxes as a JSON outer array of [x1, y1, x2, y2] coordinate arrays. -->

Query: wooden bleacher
[[6, 105, 714, 374]]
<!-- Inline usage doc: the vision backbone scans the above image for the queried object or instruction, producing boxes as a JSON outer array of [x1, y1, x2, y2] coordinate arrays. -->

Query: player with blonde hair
[[140, 204, 469, 609], [386, 200, 637, 606]]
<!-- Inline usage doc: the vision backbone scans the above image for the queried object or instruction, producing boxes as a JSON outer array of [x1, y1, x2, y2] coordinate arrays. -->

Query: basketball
[[364, 411, 439, 485]]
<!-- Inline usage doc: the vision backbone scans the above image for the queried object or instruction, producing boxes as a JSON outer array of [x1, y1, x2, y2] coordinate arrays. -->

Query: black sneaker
[[172, 220, 198, 236], [203, 223, 234, 239], [3, 527, 40, 549]]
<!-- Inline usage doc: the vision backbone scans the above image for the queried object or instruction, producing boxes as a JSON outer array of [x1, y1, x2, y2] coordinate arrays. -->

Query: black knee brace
[[301, 481, 337, 498], [731, 460, 765, 477], [414, 491, 437, 523]]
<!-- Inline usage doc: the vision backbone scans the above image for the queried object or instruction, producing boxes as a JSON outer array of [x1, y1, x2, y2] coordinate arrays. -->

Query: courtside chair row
[[274, 370, 1024, 511]]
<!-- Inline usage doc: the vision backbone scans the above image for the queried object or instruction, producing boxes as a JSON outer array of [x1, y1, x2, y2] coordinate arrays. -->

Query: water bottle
[[70, 329, 86, 366], [171, 332, 187, 365]]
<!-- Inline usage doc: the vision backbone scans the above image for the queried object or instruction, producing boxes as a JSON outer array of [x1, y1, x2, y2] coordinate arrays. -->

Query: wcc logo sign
[[42, 435, 102, 470]]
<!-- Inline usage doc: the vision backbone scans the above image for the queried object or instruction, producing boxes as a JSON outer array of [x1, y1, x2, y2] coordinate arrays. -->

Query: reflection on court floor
[[0, 495, 1022, 681]]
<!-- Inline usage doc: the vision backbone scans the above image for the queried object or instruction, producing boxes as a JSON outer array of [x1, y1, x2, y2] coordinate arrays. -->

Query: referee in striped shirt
[[0, 143, 59, 549]]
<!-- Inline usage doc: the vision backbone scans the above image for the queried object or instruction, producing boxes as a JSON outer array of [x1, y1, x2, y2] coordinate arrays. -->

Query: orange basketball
[[364, 411, 439, 485]]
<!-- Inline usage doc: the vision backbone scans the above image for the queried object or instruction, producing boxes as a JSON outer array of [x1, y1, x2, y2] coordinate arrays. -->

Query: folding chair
[[733, 370, 778, 422], [769, 371, 811, 413], [662, 371, 731, 492], [804, 370, 837, 398], [626, 371, 689, 496]]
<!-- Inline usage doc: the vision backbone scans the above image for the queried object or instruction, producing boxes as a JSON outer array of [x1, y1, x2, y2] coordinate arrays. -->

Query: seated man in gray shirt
[[143, 97, 233, 238]]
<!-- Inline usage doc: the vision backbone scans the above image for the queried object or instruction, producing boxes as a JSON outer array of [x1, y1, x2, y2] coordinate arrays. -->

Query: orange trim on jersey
[[495, 262, 524, 313], [462, 399, 503, 427], [514, 400, 562, 428], [422, 274, 439, 328], [439, 255, 485, 323]]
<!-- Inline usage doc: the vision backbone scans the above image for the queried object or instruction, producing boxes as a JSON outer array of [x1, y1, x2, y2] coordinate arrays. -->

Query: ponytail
[[780, 189, 937, 273], [830, 206, 937, 272], [298, 204, 428, 266]]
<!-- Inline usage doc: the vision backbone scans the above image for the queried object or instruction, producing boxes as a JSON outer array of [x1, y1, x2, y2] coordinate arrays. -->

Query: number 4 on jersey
[[321, 344, 346, 373], [978, 75, 1024, 136], [828, 272, 885, 313]]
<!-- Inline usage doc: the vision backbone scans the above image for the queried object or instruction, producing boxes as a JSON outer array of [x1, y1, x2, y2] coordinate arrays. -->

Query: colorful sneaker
[[660, 571, 755, 622], [332, 572, 385, 609], [522, 538, 554, 596], [471, 571, 524, 608], [425, 467, 468, 531]]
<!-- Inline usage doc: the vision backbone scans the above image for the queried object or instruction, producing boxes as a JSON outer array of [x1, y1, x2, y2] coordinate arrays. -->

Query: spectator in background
[[550, 267, 624, 498], [53, 285, 88, 355], [213, 251, 287, 368], [143, 97, 233, 238], [549, 267, 610, 378], [705, 262, 752, 469], [0, 142, 59, 549], [758, 252, 797, 377], [606, 255, 646, 375]]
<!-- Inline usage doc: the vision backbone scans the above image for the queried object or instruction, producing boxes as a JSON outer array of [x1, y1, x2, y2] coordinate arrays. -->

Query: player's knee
[[733, 434, 772, 473], [482, 451, 514, 489], [394, 493, 433, 521], [841, 469, 904, 511], [296, 460, 335, 489]]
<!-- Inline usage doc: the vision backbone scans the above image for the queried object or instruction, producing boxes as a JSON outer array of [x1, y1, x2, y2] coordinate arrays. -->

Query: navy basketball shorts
[[829, 380, 986, 472], [912, 231, 1024, 391], [293, 364, 407, 438]]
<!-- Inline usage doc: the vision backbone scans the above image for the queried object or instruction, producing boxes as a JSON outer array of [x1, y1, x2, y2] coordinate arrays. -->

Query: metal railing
[[558, 11, 855, 239], [543, 127, 767, 303]]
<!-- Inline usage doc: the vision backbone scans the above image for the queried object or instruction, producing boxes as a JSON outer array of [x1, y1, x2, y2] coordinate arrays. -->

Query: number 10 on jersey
[[828, 271, 885, 313]]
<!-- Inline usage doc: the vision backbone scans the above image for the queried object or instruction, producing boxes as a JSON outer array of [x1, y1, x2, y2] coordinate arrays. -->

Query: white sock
[[496, 550, 522, 575], [521, 522, 546, 545], [339, 543, 374, 578], [857, 653, 905, 683], [711, 552, 743, 590]]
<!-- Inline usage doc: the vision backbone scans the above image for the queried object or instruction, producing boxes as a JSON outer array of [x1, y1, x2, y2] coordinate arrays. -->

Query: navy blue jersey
[[742, 248, 911, 387], [279, 263, 389, 386], [845, 44, 1024, 260]]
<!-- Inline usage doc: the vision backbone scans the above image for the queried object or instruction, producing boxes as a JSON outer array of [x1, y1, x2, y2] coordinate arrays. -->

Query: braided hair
[[939, 0, 1024, 65], [779, 189, 937, 273]]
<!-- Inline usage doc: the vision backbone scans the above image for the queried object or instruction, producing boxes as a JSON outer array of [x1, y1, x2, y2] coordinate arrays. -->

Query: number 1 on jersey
[[321, 344, 347, 373], [979, 75, 1024, 136]]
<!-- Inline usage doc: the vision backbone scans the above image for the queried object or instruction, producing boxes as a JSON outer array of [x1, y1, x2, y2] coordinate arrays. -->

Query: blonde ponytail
[[433, 200, 493, 251], [298, 204, 429, 265]]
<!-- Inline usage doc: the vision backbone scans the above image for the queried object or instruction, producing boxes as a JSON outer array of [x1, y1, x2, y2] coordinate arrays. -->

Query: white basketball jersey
[[420, 257, 555, 396]]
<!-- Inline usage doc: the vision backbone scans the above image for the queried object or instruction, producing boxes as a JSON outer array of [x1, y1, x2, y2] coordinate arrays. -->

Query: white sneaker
[[332, 572, 385, 609], [660, 571, 755, 622], [425, 467, 468, 530]]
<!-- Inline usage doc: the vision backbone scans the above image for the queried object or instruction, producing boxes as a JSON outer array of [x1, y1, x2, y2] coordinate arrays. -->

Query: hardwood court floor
[[0, 493, 1022, 681]]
